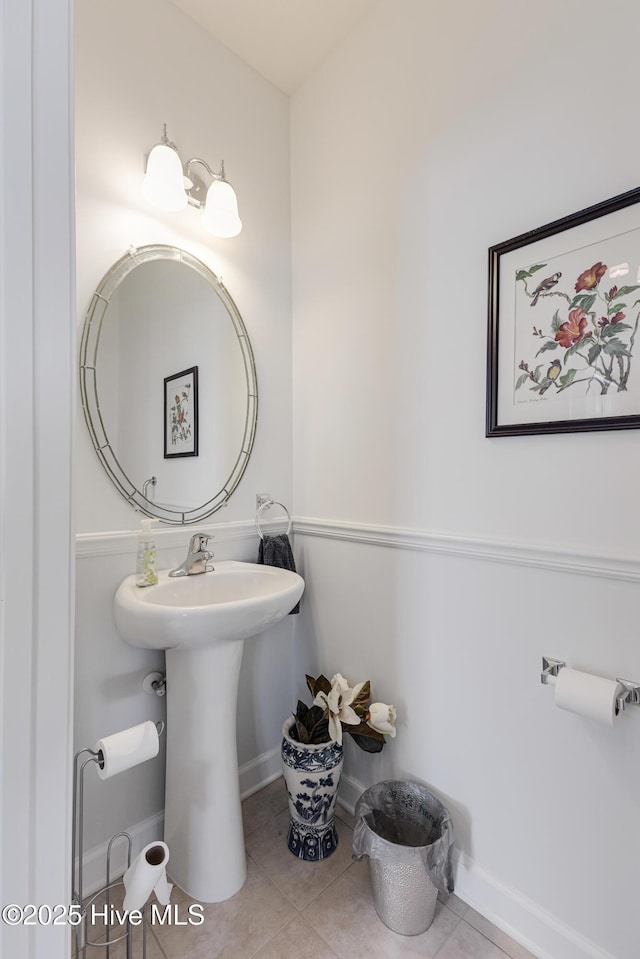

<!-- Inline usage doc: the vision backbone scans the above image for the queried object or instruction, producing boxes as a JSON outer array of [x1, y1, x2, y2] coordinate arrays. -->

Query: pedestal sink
[[114, 561, 304, 903]]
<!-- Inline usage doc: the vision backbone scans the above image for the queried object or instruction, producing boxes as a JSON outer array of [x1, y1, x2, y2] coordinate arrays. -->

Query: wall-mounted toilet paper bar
[[541, 657, 640, 712]]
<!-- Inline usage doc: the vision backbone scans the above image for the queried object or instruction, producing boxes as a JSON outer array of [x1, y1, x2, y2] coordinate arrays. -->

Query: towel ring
[[256, 499, 292, 540]]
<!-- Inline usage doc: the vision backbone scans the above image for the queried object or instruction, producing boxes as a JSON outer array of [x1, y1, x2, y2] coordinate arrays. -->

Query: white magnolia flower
[[366, 702, 397, 737], [314, 675, 363, 745]]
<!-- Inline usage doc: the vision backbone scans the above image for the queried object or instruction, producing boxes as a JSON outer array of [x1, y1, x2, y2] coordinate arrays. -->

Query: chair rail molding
[[293, 516, 640, 583], [76, 519, 261, 558]]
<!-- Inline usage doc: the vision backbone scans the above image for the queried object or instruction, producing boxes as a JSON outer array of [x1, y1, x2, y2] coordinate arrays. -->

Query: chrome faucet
[[168, 533, 214, 577]]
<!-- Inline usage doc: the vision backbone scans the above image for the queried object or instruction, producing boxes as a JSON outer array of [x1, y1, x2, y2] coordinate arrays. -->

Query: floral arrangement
[[289, 673, 396, 753]]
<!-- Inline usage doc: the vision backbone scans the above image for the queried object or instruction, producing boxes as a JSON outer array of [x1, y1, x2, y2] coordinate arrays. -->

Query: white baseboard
[[77, 811, 165, 898], [455, 851, 617, 959], [78, 748, 283, 896], [337, 772, 611, 959], [336, 770, 367, 815], [239, 746, 283, 799]]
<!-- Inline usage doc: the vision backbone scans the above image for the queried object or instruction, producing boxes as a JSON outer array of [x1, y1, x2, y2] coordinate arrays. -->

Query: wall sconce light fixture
[[141, 125, 242, 238]]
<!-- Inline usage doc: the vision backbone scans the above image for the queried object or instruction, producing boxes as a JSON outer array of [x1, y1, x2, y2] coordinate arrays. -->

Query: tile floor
[[75, 777, 538, 959]]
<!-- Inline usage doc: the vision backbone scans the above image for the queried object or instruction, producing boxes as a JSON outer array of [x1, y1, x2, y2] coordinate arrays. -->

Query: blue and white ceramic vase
[[281, 720, 343, 861]]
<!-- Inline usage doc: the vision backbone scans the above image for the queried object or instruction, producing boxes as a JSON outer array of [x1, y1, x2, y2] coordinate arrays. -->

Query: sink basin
[[114, 560, 304, 649], [113, 559, 304, 904]]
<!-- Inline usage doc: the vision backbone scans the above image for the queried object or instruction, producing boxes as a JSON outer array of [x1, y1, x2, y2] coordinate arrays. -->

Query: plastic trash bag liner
[[352, 780, 454, 895]]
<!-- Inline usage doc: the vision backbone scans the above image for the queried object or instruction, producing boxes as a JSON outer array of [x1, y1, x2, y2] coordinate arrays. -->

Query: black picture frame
[[487, 185, 640, 436], [164, 366, 199, 458]]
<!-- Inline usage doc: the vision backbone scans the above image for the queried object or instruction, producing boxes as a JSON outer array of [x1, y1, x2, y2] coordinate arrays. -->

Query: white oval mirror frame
[[79, 245, 258, 525]]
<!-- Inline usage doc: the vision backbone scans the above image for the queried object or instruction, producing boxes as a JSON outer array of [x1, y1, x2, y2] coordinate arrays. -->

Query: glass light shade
[[141, 143, 188, 212], [201, 179, 242, 238]]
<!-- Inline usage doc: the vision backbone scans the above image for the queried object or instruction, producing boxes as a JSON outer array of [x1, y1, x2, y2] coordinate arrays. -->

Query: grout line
[[147, 920, 171, 959], [432, 908, 464, 958], [245, 914, 298, 959]]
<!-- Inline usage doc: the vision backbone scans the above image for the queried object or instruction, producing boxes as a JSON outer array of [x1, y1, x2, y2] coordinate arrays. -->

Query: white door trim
[[0, 2, 75, 957]]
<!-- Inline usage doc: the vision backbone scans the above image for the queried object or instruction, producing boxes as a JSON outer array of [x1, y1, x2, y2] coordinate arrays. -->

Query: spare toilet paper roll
[[554, 668, 623, 726], [123, 841, 172, 912], [95, 720, 159, 780]]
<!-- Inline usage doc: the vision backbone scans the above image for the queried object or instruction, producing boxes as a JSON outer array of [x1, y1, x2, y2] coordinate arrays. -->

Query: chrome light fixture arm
[[184, 156, 227, 208]]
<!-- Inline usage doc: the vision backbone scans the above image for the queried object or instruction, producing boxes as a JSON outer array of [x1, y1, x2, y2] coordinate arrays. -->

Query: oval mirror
[[79, 245, 258, 524]]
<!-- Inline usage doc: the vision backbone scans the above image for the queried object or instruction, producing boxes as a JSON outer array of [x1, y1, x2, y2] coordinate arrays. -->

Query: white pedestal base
[[164, 642, 246, 903]]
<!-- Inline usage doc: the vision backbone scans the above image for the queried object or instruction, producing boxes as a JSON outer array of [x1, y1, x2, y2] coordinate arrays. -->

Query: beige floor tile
[[335, 803, 356, 830], [242, 776, 289, 837], [464, 909, 538, 959], [251, 915, 339, 959], [72, 913, 168, 959], [435, 919, 512, 959], [438, 891, 469, 919], [155, 857, 296, 959], [244, 809, 355, 909], [302, 859, 460, 958], [86, 923, 169, 959]]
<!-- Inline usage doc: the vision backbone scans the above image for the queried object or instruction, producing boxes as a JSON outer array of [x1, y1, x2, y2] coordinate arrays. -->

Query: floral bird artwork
[[530, 271, 562, 307], [170, 383, 192, 445], [515, 260, 640, 398]]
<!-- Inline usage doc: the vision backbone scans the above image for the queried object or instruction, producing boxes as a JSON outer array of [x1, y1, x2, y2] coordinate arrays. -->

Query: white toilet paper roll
[[95, 721, 159, 780], [554, 668, 623, 726], [123, 841, 172, 912]]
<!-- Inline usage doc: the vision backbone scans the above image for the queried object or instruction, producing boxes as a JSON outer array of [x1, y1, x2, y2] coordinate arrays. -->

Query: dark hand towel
[[257, 533, 300, 614]]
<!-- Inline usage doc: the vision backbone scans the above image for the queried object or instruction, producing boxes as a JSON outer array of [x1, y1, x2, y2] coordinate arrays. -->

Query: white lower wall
[[295, 522, 640, 959]]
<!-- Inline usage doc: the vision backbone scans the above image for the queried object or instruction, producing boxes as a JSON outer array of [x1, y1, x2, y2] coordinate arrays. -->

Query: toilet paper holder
[[72, 720, 166, 957], [541, 656, 640, 712]]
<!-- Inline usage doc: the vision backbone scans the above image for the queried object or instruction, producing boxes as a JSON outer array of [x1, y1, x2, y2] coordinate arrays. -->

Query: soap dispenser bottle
[[136, 518, 158, 587]]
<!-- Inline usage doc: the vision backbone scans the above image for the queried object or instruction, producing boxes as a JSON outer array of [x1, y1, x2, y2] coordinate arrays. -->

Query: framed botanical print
[[164, 366, 198, 458], [487, 185, 640, 436]]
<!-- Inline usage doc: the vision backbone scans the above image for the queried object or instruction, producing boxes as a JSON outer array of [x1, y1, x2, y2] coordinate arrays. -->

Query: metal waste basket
[[352, 780, 454, 936]]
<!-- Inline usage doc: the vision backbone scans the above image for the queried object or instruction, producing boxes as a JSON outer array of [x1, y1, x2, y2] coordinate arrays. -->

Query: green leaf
[[528, 263, 547, 275], [558, 368, 578, 389], [562, 343, 578, 363], [563, 339, 591, 363], [533, 364, 543, 380], [350, 680, 370, 711], [515, 270, 530, 282], [515, 373, 529, 390], [292, 712, 310, 744], [587, 343, 602, 366], [536, 340, 558, 356], [601, 323, 632, 337], [348, 733, 384, 753], [551, 310, 562, 334], [569, 293, 597, 313], [309, 717, 330, 744], [603, 337, 631, 357], [611, 284, 640, 297], [347, 722, 386, 753], [306, 674, 331, 699], [608, 302, 627, 314]]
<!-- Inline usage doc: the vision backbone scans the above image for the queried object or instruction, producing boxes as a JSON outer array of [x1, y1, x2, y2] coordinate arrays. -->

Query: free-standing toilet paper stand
[[541, 657, 640, 713], [71, 721, 165, 959]]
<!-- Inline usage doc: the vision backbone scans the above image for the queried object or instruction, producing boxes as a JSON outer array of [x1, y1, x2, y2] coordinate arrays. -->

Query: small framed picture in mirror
[[164, 366, 199, 458]]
